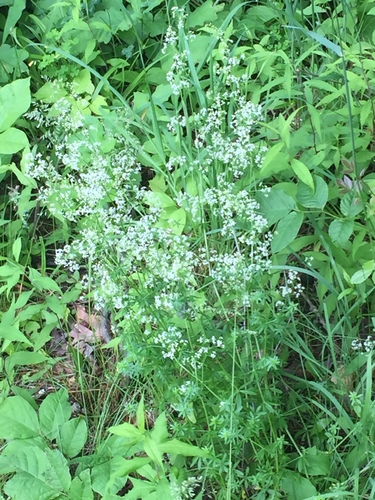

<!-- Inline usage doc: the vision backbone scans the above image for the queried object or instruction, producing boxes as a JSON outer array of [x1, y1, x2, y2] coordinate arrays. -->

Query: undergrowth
[[1, 0, 375, 499]]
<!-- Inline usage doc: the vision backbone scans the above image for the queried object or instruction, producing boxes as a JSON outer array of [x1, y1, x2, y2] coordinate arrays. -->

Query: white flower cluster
[[352, 336, 375, 353]]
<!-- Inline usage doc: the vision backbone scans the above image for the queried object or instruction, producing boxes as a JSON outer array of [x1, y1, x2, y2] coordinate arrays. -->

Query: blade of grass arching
[[308, 380, 355, 432], [147, 91, 166, 164], [270, 264, 338, 295]]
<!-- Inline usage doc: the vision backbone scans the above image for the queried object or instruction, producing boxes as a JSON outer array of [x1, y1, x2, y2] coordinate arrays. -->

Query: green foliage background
[[1, 0, 375, 498]]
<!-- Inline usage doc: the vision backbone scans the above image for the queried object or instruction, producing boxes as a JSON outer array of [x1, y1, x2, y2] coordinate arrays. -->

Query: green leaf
[[340, 191, 364, 217], [150, 411, 169, 444], [350, 260, 375, 285], [0, 78, 31, 132], [257, 188, 296, 226], [39, 389, 72, 440], [144, 436, 164, 470], [34, 81, 67, 104], [28, 268, 62, 293], [43, 448, 71, 492], [158, 438, 210, 457], [91, 456, 128, 496], [280, 471, 317, 500], [296, 175, 328, 209], [58, 417, 87, 458], [297, 446, 331, 476], [110, 457, 151, 480], [291, 159, 314, 191], [271, 211, 304, 253], [6, 351, 49, 371], [143, 191, 175, 209], [12, 237, 22, 262], [4, 447, 70, 499], [2, 0, 26, 43], [108, 422, 144, 441], [68, 470, 94, 500], [329, 219, 354, 247], [0, 127, 28, 153], [187, 0, 219, 27], [0, 323, 32, 346], [0, 396, 39, 438]]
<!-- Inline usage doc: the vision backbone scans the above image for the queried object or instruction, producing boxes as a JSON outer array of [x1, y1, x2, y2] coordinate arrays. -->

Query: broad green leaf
[[72, 69, 94, 95], [257, 188, 296, 226], [68, 470, 94, 500], [165, 207, 186, 235], [280, 470, 317, 500], [297, 446, 331, 476], [58, 417, 87, 458], [291, 159, 314, 191], [28, 267, 62, 293], [150, 411, 169, 444], [143, 191, 175, 209], [34, 81, 67, 104], [0, 127, 28, 153], [187, 0, 219, 27], [0, 396, 39, 438], [271, 211, 304, 253], [0, 78, 31, 132], [39, 389, 71, 440], [329, 219, 354, 247], [91, 456, 128, 496], [296, 175, 328, 209], [44, 448, 71, 492], [6, 351, 49, 371], [4, 447, 70, 499], [158, 438, 210, 457], [350, 260, 375, 285]]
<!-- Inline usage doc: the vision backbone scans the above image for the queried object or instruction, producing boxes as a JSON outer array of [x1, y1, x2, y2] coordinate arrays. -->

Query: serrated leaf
[[44, 448, 71, 492], [271, 211, 303, 253], [58, 417, 87, 458], [158, 438, 210, 457], [291, 159, 314, 191], [329, 219, 354, 246], [350, 260, 375, 285], [0, 396, 39, 438], [39, 389, 71, 440]]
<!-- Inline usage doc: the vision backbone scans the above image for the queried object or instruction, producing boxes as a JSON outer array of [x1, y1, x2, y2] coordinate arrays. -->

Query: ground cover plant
[[1, 0, 375, 498]]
